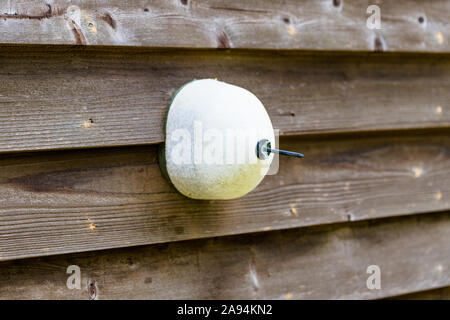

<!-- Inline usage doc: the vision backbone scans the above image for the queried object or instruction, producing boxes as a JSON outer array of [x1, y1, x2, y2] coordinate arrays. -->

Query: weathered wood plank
[[0, 46, 449, 153], [0, 0, 448, 52], [390, 286, 450, 300], [1, 213, 449, 299], [0, 130, 449, 261]]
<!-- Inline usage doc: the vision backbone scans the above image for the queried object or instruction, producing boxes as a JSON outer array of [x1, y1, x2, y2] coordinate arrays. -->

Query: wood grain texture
[[1, 130, 449, 261], [1, 45, 450, 153], [390, 286, 450, 300], [1, 213, 449, 299], [0, 0, 448, 52]]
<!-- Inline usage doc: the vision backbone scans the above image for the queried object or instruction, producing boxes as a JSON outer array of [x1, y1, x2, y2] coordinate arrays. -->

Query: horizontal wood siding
[[0, 1, 448, 299], [1, 212, 449, 299], [1, 130, 449, 261], [0, 46, 449, 153], [0, 0, 448, 52]]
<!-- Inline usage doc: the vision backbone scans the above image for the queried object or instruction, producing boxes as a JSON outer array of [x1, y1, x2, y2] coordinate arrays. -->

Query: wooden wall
[[0, 0, 449, 299]]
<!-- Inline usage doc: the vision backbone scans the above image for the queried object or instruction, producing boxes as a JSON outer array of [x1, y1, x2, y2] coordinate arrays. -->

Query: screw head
[[256, 139, 271, 160]]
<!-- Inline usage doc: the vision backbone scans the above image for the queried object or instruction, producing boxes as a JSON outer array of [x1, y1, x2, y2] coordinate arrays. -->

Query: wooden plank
[[0, 212, 449, 299], [0, 0, 449, 52], [390, 286, 450, 299], [1, 46, 450, 153], [0, 130, 449, 261]]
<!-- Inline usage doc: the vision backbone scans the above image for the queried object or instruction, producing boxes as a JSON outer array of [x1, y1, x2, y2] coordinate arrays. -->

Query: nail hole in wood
[[374, 37, 384, 52], [88, 280, 97, 300], [333, 0, 341, 8], [144, 277, 152, 284]]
